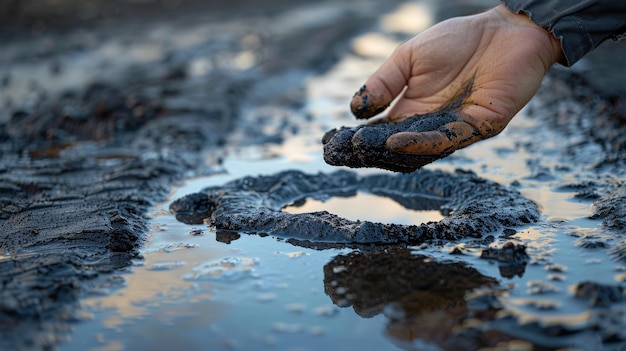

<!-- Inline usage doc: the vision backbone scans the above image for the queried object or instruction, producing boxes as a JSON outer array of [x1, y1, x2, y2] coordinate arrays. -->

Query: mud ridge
[[0, 2, 409, 348], [0, 78, 240, 351], [170, 169, 539, 249]]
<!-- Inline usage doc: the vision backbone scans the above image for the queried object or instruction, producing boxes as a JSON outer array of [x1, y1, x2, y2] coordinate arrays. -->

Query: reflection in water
[[283, 192, 446, 225], [323, 247, 500, 349]]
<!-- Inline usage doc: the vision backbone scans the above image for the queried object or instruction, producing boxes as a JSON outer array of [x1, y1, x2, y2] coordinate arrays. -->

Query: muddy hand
[[323, 111, 476, 173], [328, 4, 563, 171]]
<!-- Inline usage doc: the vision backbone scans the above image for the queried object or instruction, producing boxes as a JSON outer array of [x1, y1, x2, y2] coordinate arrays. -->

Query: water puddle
[[58, 1, 626, 350], [283, 192, 446, 225]]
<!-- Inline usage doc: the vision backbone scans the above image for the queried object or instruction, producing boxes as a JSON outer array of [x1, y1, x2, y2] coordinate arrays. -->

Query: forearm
[[501, 0, 626, 66]]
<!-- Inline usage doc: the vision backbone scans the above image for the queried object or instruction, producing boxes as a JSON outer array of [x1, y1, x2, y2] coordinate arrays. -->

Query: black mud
[[0, 74, 241, 351], [1, 1, 626, 350], [526, 68, 626, 261], [322, 111, 464, 173], [320, 247, 550, 350], [0, 1, 406, 349], [170, 168, 539, 249], [323, 246, 498, 317], [479, 242, 529, 279]]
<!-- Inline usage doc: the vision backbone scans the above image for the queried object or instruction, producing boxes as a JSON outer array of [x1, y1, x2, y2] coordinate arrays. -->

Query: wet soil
[[1, 0, 626, 350], [322, 111, 466, 172], [0, 1, 406, 349], [170, 168, 538, 248]]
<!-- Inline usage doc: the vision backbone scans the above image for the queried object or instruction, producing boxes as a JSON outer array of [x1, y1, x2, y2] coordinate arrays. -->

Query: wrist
[[492, 4, 564, 66]]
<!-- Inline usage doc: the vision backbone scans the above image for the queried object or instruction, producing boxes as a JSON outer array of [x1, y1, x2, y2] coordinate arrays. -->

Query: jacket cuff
[[501, 0, 626, 66]]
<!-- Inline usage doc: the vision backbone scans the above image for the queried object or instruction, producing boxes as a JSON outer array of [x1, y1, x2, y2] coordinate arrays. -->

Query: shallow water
[[63, 85, 624, 351], [55, 2, 626, 351], [283, 192, 446, 225]]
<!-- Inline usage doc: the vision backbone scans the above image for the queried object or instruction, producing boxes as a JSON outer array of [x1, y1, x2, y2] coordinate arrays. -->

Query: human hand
[[323, 5, 562, 172]]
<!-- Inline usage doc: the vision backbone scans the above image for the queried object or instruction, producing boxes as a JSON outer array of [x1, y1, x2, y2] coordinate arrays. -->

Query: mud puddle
[[63, 68, 625, 351], [283, 192, 446, 225], [66, 140, 623, 350], [2, 0, 621, 350]]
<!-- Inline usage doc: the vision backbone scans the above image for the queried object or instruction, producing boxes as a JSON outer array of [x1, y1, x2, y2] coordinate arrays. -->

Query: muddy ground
[[1, 1, 625, 350], [0, 1, 409, 349]]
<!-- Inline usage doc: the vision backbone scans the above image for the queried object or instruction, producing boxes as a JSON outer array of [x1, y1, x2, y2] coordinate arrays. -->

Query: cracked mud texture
[[170, 168, 539, 249], [322, 111, 466, 173]]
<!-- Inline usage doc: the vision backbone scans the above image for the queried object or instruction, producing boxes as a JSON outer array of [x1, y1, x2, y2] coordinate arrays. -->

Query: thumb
[[351, 46, 411, 119]]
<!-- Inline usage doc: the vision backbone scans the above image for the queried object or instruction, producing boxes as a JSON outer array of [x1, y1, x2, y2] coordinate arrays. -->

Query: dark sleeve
[[501, 0, 626, 66]]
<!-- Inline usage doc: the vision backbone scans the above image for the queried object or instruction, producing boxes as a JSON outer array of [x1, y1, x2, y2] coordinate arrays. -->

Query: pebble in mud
[[322, 111, 474, 173]]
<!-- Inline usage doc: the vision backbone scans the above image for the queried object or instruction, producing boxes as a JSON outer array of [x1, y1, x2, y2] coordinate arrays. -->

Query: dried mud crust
[[170, 169, 539, 248], [322, 111, 466, 173]]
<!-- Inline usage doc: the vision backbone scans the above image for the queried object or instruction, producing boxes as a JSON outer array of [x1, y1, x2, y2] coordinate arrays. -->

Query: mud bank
[[0, 74, 241, 350], [0, 1, 405, 349], [170, 168, 539, 249], [527, 69, 626, 260]]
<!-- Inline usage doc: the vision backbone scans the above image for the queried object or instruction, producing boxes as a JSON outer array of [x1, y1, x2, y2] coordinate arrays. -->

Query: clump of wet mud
[[480, 242, 528, 265], [591, 184, 626, 230], [170, 168, 539, 248], [322, 111, 469, 173], [574, 281, 625, 307]]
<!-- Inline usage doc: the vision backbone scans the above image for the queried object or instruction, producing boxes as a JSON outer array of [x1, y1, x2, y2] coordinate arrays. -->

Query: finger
[[386, 121, 479, 155], [351, 46, 411, 119], [460, 104, 508, 138]]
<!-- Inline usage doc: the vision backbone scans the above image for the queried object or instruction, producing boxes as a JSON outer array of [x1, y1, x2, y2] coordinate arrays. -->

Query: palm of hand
[[350, 6, 560, 155]]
